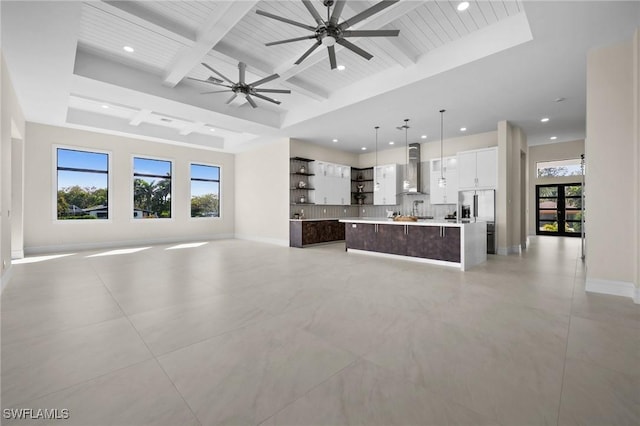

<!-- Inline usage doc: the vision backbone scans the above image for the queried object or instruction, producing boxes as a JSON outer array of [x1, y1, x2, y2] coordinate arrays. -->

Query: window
[[57, 148, 109, 220], [536, 158, 583, 178], [133, 157, 172, 219], [190, 163, 220, 218]]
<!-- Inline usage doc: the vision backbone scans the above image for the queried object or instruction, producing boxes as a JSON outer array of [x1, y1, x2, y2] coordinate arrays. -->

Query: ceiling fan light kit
[[189, 62, 291, 108], [257, 0, 401, 70]]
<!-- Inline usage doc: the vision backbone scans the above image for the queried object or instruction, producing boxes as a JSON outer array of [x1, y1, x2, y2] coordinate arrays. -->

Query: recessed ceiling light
[[550, 136, 558, 140], [554, 97, 566, 103], [337, 65, 346, 71], [361, 147, 367, 151], [101, 104, 109, 109], [332, 138, 338, 143], [209, 128, 215, 132], [541, 117, 550, 122], [457, 2, 470, 12], [460, 127, 467, 132], [421, 135, 427, 139], [123, 46, 135, 53], [389, 141, 395, 145]]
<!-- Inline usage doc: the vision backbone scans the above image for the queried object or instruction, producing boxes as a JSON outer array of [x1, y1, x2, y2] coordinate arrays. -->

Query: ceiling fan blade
[[255, 9, 315, 31], [254, 88, 292, 94], [252, 92, 281, 105], [301, 0, 324, 26], [201, 90, 231, 94], [339, 0, 399, 30], [330, 0, 347, 26], [225, 93, 238, 104], [187, 76, 224, 85], [342, 29, 400, 37], [250, 73, 279, 87], [238, 62, 246, 84], [336, 38, 373, 60], [266, 35, 317, 47], [328, 45, 337, 70], [245, 94, 258, 108], [201, 63, 235, 85], [295, 40, 322, 65]]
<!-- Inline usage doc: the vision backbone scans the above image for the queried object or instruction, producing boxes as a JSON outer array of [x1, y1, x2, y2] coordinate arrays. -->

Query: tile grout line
[[90, 262, 204, 426], [554, 247, 583, 426]]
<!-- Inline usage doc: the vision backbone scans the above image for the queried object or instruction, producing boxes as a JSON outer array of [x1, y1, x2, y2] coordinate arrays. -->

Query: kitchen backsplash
[[289, 193, 456, 220]]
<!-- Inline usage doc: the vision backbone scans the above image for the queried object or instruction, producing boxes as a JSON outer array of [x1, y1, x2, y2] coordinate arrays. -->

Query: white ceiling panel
[[79, 3, 190, 71], [138, 1, 223, 31]]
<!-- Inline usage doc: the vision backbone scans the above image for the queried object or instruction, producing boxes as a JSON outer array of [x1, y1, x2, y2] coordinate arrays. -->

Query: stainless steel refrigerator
[[459, 190, 496, 254]]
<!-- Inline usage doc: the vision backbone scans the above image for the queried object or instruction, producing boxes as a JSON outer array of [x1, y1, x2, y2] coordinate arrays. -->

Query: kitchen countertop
[[339, 217, 485, 227]]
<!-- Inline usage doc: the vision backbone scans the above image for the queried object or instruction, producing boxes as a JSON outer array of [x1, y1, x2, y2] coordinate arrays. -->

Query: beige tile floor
[[1, 236, 638, 426]]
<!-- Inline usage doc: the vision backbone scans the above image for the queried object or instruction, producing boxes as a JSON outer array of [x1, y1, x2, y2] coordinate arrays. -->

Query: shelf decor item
[[354, 193, 366, 205], [299, 165, 306, 174], [299, 195, 306, 204], [298, 181, 306, 188]]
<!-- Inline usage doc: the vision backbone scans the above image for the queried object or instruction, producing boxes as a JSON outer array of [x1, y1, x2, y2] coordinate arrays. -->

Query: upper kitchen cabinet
[[374, 164, 399, 205], [430, 157, 458, 204], [457, 147, 498, 190], [314, 160, 351, 205]]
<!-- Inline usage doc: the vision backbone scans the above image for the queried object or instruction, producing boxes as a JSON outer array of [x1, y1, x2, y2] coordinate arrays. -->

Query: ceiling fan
[[256, 0, 400, 70], [188, 62, 291, 108]]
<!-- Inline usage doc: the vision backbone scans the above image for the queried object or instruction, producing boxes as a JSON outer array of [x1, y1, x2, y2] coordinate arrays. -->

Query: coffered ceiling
[[2, 1, 639, 153]]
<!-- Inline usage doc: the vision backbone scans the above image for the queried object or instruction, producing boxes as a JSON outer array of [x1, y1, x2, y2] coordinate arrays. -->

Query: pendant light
[[438, 109, 447, 188], [402, 119, 410, 191], [374, 126, 380, 192]]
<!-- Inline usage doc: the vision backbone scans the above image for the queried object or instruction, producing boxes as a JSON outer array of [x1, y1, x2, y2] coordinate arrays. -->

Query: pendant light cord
[[440, 109, 445, 180]]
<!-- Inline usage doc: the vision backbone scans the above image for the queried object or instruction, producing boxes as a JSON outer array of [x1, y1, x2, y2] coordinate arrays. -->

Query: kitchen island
[[339, 218, 487, 270]]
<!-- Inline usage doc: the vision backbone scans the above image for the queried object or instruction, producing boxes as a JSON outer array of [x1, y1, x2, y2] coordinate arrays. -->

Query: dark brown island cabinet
[[289, 219, 345, 248], [340, 219, 486, 270]]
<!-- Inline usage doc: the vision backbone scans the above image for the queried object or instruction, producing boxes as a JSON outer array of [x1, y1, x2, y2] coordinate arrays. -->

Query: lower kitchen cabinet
[[290, 220, 345, 248], [344, 222, 461, 263]]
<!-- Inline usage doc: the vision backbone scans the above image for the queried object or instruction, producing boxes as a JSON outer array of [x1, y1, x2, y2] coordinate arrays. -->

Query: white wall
[[528, 140, 585, 235], [23, 123, 235, 253], [358, 130, 498, 167], [235, 137, 289, 246], [1, 51, 26, 290], [290, 138, 359, 166], [585, 29, 639, 302]]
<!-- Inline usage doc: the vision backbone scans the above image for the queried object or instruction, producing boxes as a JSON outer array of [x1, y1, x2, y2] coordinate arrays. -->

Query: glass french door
[[536, 184, 583, 237]]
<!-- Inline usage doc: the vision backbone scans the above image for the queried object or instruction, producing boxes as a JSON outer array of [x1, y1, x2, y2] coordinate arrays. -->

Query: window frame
[[52, 145, 112, 223], [131, 154, 174, 221], [536, 158, 583, 179], [189, 162, 222, 220]]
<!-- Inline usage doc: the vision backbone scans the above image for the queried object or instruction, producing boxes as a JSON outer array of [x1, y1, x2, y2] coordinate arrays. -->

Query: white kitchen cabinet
[[457, 147, 497, 190], [374, 164, 399, 205], [313, 161, 351, 205], [430, 157, 458, 204]]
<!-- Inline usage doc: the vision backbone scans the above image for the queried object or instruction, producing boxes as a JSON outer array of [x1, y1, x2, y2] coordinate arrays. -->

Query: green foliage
[[191, 193, 219, 217], [133, 177, 172, 218], [57, 185, 108, 219]]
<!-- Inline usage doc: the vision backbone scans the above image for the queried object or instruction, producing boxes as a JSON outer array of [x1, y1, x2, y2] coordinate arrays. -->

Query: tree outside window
[[57, 148, 109, 220], [190, 164, 220, 218], [133, 157, 172, 218]]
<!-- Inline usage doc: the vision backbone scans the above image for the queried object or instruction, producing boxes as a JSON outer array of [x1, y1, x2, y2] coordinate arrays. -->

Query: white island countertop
[[339, 217, 484, 227]]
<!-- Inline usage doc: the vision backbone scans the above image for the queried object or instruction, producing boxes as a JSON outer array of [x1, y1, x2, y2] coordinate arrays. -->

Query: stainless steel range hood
[[404, 143, 423, 194]]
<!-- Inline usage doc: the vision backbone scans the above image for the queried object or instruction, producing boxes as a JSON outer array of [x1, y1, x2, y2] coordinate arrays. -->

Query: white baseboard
[[1, 264, 13, 294], [585, 278, 639, 304], [497, 245, 522, 256], [234, 234, 289, 247], [24, 233, 236, 255], [11, 249, 24, 259]]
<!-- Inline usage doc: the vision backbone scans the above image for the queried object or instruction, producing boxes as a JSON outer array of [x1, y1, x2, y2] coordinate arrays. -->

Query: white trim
[[497, 247, 509, 256], [346, 248, 462, 269], [585, 278, 639, 304], [1, 264, 13, 294], [24, 233, 235, 256], [234, 234, 289, 247], [11, 249, 24, 259]]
